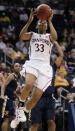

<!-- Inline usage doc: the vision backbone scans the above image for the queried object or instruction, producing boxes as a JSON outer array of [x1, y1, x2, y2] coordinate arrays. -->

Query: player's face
[[14, 63, 21, 73], [37, 20, 47, 33], [67, 93, 72, 101]]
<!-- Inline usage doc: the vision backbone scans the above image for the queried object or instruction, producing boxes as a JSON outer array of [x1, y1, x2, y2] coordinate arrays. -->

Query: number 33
[[35, 43, 44, 52]]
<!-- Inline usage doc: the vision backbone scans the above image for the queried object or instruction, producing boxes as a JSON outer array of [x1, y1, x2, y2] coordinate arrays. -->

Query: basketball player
[[0, 63, 26, 131], [30, 41, 63, 131], [11, 8, 57, 128]]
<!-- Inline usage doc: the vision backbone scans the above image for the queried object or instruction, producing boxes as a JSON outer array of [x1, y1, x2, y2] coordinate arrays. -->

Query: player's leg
[[25, 87, 43, 111], [1, 118, 9, 131], [11, 73, 36, 129], [29, 96, 43, 131], [11, 71, 52, 129], [20, 73, 36, 101], [24, 73, 52, 112], [30, 123, 40, 131], [4, 99, 16, 130], [8, 117, 15, 131], [11, 73, 37, 129], [0, 98, 13, 131], [47, 120, 56, 131], [46, 96, 56, 131]]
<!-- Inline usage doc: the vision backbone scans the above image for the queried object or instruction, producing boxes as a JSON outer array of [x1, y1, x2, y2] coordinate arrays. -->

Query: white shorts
[[20, 60, 53, 92]]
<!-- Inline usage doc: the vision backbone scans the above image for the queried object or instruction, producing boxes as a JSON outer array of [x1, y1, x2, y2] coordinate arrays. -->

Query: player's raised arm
[[48, 11, 57, 41], [54, 41, 63, 67], [19, 8, 36, 41], [1, 74, 14, 98]]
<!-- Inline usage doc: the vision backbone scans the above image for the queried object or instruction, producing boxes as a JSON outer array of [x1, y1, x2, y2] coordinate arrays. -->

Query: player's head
[[66, 92, 73, 101], [36, 20, 47, 33], [14, 63, 21, 73]]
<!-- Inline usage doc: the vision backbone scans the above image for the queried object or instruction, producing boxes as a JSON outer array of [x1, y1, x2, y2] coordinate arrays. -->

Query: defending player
[[0, 63, 25, 131]]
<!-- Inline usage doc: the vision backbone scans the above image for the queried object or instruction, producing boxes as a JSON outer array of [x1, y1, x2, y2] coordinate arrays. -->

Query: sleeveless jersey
[[29, 32, 53, 64], [4, 74, 19, 100]]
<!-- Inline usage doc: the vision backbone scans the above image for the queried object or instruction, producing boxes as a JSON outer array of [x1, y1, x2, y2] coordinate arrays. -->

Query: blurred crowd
[[0, 5, 75, 131]]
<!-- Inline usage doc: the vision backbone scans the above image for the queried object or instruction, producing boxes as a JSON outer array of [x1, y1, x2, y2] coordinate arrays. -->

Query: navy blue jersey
[[4, 74, 19, 100], [43, 64, 57, 96], [0, 97, 15, 118]]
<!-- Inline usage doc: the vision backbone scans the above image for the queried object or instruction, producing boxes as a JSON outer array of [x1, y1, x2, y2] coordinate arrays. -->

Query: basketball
[[36, 4, 52, 21]]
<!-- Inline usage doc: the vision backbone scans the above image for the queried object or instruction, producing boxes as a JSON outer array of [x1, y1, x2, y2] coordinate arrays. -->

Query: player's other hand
[[48, 10, 53, 22], [29, 8, 36, 23]]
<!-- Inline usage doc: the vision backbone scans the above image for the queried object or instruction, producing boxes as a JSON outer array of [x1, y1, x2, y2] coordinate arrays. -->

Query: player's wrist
[[48, 20, 53, 28], [28, 20, 32, 25], [48, 19, 52, 23], [28, 16, 34, 23]]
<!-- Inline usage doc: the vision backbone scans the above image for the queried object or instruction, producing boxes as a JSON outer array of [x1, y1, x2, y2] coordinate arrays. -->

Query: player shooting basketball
[[11, 7, 57, 128]]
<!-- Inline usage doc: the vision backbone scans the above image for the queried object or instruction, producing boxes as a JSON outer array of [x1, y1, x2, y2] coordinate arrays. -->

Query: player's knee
[[47, 120, 55, 126], [32, 94, 39, 102], [32, 91, 42, 102], [2, 121, 9, 129], [33, 88, 43, 99], [31, 123, 40, 128], [25, 82, 33, 91]]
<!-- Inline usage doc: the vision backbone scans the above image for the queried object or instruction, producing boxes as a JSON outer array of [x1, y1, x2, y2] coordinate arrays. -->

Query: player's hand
[[0, 95, 5, 99], [48, 10, 53, 22], [29, 8, 36, 23]]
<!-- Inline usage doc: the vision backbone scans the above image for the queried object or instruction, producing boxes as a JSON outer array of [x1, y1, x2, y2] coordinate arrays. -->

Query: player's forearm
[[1, 74, 14, 97], [48, 21, 57, 40], [1, 84, 5, 97], [20, 9, 34, 40], [19, 20, 31, 39], [54, 41, 63, 57]]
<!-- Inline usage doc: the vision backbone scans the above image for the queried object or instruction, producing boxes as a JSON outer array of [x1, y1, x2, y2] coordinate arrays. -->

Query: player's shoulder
[[31, 32, 39, 38], [26, 31, 33, 36], [46, 33, 50, 36], [45, 33, 50, 38], [31, 32, 38, 35]]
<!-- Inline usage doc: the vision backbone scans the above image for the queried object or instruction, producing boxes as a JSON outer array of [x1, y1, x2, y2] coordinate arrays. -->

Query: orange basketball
[[36, 4, 52, 21]]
